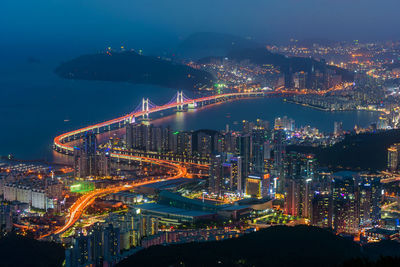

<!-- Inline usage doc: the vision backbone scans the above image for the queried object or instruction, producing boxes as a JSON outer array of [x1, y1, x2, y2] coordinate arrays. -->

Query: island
[[55, 51, 215, 90]]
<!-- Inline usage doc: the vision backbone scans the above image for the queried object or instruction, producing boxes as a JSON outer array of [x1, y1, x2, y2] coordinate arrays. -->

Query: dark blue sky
[[2, 0, 399, 55]]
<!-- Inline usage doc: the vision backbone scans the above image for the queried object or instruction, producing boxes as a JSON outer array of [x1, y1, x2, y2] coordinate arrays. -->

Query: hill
[[55, 51, 215, 90], [288, 129, 400, 171], [117, 226, 364, 267], [0, 234, 65, 266]]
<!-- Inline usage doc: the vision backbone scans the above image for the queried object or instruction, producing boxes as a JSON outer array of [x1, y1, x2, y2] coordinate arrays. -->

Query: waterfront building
[[82, 131, 97, 176], [334, 121, 343, 136], [274, 116, 295, 131], [175, 131, 192, 155], [293, 71, 307, 89], [74, 132, 111, 178]]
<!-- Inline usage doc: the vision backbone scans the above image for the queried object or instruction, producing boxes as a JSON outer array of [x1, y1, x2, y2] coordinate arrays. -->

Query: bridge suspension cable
[[166, 90, 193, 106], [133, 98, 159, 114]]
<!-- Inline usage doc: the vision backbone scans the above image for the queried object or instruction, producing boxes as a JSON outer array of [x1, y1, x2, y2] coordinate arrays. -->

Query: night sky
[[1, 0, 399, 56]]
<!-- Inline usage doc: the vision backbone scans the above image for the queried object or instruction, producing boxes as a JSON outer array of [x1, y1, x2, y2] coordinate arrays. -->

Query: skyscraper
[[238, 135, 251, 189], [74, 131, 98, 178], [387, 143, 400, 172], [332, 172, 359, 234], [229, 156, 242, 192], [273, 129, 286, 193], [311, 192, 333, 228], [334, 121, 343, 136], [245, 175, 263, 198], [358, 174, 381, 224], [74, 131, 112, 178], [209, 154, 223, 195], [251, 129, 266, 175], [284, 177, 313, 218], [82, 131, 98, 176]]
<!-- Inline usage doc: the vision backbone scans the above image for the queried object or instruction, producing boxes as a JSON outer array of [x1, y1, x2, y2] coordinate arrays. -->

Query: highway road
[[41, 157, 186, 238]]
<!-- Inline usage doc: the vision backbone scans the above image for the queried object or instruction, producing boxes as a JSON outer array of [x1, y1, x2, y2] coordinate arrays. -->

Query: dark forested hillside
[[56, 51, 214, 90]]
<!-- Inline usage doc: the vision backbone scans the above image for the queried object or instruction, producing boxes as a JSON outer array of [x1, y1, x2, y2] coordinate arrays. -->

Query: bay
[[0, 61, 379, 160]]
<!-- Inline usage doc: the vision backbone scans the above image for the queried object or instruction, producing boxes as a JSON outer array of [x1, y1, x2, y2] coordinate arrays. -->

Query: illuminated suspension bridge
[[53, 91, 265, 156], [41, 91, 264, 238]]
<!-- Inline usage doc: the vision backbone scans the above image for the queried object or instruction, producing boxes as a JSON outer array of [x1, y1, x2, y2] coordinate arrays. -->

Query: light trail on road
[[45, 91, 287, 238], [41, 157, 186, 238]]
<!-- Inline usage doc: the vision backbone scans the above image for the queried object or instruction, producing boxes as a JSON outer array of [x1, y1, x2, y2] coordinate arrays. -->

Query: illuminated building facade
[[311, 192, 332, 228], [387, 143, 400, 171], [74, 132, 112, 178], [332, 172, 359, 234], [208, 154, 223, 195]]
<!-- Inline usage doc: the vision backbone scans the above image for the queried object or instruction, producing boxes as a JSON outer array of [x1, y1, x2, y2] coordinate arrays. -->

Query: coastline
[[283, 98, 384, 115], [283, 98, 331, 111]]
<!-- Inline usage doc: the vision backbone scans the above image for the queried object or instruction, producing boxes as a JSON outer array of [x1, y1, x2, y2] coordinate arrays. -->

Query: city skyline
[[2, 1, 400, 266]]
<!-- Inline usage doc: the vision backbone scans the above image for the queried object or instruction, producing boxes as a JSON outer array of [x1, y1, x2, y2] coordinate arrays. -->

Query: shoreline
[[283, 98, 383, 114], [283, 98, 331, 111]]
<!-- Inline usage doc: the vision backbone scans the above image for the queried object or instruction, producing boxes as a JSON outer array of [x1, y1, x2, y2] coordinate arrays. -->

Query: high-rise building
[[358, 174, 381, 224], [311, 191, 332, 228], [223, 132, 237, 153], [74, 132, 112, 178], [192, 130, 220, 156], [264, 140, 271, 160], [126, 123, 134, 149], [126, 123, 173, 153], [293, 71, 307, 89], [283, 153, 316, 218], [251, 129, 266, 175], [245, 175, 262, 198], [332, 172, 359, 234], [176, 131, 192, 155], [334, 121, 343, 136], [238, 135, 251, 188], [66, 211, 158, 267], [283, 152, 316, 181], [197, 132, 212, 156], [273, 129, 286, 193], [89, 223, 104, 266], [81, 131, 98, 177], [242, 120, 255, 134], [229, 156, 242, 192], [0, 203, 12, 234], [284, 177, 313, 218], [387, 143, 400, 172], [274, 116, 295, 131], [209, 154, 223, 195], [103, 224, 120, 265]]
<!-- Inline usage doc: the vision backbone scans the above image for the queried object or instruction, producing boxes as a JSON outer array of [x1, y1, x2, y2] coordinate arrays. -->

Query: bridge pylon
[[176, 91, 184, 111], [141, 98, 150, 120]]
